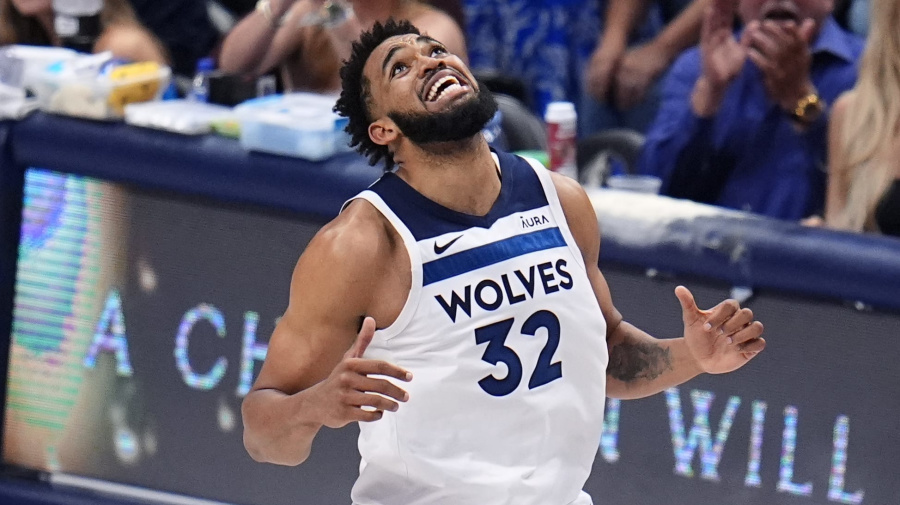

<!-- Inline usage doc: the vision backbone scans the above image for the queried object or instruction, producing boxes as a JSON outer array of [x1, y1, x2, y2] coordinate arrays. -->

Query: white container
[[0, 45, 78, 89], [36, 56, 171, 119], [235, 93, 350, 161], [544, 101, 577, 179], [125, 100, 234, 135], [38, 55, 172, 119]]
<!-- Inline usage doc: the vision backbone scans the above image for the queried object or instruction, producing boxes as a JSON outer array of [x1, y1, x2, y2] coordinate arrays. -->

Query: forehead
[[364, 34, 429, 77]]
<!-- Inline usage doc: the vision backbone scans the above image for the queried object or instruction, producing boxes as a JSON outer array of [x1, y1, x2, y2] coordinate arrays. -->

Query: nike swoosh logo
[[433, 235, 462, 255]]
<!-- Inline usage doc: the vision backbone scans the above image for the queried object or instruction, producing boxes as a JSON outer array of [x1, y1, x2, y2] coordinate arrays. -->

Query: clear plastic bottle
[[189, 57, 215, 103], [52, 0, 104, 53], [544, 101, 578, 179]]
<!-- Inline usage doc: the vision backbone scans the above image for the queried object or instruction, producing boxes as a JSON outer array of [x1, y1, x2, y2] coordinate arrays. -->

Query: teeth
[[436, 83, 461, 101], [427, 75, 461, 101]]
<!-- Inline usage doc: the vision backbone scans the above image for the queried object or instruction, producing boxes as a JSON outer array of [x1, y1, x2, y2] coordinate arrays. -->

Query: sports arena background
[[0, 112, 899, 505]]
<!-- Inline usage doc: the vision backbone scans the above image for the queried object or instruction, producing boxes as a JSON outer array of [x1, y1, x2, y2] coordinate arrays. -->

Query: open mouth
[[762, 4, 800, 23], [422, 69, 469, 103]]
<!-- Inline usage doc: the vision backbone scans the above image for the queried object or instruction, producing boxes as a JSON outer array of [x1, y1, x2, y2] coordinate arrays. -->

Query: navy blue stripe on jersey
[[368, 150, 548, 241], [422, 227, 566, 286]]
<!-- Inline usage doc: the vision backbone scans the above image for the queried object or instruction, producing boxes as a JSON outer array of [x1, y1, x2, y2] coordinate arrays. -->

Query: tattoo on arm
[[607, 333, 673, 383]]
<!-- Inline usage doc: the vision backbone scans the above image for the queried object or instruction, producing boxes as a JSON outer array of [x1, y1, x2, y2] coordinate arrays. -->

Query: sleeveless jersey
[[346, 150, 609, 505]]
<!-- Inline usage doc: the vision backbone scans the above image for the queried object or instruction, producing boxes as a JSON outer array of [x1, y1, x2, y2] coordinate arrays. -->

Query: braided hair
[[334, 19, 421, 171]]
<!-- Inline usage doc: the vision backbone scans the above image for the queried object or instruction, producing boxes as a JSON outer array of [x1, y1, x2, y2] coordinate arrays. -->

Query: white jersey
[[347, 151, 609, 505]]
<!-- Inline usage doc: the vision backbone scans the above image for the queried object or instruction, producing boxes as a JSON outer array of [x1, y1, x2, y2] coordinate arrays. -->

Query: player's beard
[[388, 85, 498, 145]]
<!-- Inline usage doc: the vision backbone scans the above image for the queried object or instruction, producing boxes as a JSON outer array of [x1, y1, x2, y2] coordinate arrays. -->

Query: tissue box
[[235, 93, 350, 161]]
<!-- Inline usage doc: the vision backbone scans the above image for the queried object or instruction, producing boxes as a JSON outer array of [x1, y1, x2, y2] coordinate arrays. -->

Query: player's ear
[[368, 118, 399, 146]]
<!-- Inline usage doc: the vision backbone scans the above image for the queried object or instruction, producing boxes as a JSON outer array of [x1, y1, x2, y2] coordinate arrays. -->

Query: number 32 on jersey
[[475, 310, 562, 397]]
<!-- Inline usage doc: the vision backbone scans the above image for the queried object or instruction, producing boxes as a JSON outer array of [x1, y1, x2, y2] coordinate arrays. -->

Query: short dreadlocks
[[334, 19, 421, 171]]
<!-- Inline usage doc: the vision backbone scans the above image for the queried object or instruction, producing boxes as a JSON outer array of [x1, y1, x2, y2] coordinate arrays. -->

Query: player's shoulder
[[305, 199, 396, 272], [546, 171, 600, 257], [548, 171, 593, 216]]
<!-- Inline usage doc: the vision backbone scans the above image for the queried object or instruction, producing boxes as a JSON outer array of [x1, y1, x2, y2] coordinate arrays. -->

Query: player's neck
[[395, 136, 500, 217]]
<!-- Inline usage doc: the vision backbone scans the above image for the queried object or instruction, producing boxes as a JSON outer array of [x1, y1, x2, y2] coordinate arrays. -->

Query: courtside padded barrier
[[7, 112, 900, 311], [590, 190, 900, 311]]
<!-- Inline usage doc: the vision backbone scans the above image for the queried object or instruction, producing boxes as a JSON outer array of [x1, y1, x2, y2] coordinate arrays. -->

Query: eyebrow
[[380, 36, 444, 75]]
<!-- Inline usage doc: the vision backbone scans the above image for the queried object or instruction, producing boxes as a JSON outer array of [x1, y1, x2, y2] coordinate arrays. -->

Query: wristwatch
[[789, 91, 826, 126]]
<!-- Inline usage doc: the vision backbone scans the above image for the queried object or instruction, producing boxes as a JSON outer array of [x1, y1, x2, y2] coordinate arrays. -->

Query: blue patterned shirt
[[463, 0, 663, 117]]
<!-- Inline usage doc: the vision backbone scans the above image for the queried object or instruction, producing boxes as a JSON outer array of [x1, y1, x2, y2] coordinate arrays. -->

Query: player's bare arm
[[550, 172, 766, 400], [241, 200, 412, 466]]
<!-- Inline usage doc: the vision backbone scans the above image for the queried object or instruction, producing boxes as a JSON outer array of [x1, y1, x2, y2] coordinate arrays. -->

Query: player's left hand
[[675, 285, 765, 374]]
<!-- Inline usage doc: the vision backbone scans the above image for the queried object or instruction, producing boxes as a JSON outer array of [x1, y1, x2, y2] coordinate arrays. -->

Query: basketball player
[[240, 19, 766, 505]]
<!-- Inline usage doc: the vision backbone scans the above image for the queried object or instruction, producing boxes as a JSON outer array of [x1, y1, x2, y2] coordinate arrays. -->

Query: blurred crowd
[[1, 0, 896, 238]]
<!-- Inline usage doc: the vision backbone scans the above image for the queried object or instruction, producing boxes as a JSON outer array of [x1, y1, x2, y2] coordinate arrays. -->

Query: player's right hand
[[310, 317, 412, 428]]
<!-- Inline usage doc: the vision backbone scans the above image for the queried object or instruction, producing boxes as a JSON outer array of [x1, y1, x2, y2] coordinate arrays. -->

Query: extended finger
[[352, 408, 384, 423], [737, 333, 766, 354], [732, 321, 765, 346], [344, 391, 400, 412], [759, 20, 793, 47], [347, 316, 377, 359], [740, 21, 757, 49], [348, 358, 413, 382], [720, 307, 754, 337], [351, 375, 410, 402], [749, 27, 782, 59], [674, 285, 702, 325], [798, 18, 816, 44], [703, 298, 740, 331]]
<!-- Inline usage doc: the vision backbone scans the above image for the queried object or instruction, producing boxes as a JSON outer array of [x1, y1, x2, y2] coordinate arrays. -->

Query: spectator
[[638, 0, 863, 220], [219, 0, 467, 94], [817, 0, 898, 235], [585, 0, 712, 134], [128, 0, 219, 77], [465, 0, 709, 135], [0, 0, 167, 64]]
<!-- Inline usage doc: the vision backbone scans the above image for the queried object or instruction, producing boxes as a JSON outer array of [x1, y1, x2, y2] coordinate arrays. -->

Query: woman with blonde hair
[[821, 0, 900, 236], [0, 0, 167, 64]]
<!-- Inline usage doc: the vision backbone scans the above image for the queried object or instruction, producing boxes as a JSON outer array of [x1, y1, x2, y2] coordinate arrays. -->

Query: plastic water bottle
[[189, 57, 215, 103], [544, 101, 578, 179], [53, 0, 103, 53]]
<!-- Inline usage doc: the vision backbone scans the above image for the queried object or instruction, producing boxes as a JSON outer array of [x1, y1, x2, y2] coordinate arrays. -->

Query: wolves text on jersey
[[435, 259, 573, 322]]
